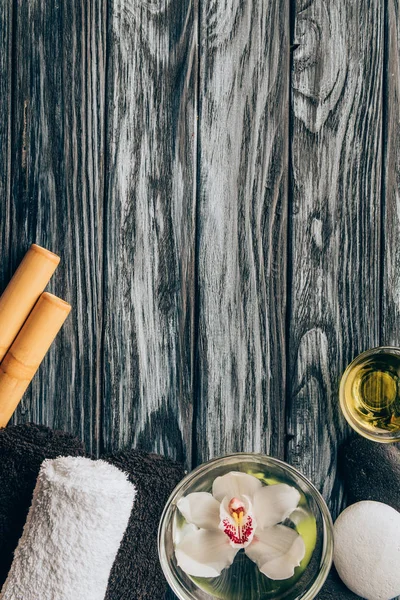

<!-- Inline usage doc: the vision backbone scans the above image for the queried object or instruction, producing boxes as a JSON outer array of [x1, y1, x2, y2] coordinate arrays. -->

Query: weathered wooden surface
[[103, 0, 197, 465], [287, 0, 384, 519], [382, 0, 400, 349], [195, 0, 289, 464], [0, 0, 396, 523], [383, 23, 400, 594], [8, 0, 106, 455], [0, 1, 12, 292]]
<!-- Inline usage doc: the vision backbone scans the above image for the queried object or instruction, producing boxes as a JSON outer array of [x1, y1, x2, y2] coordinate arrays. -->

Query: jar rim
[[339, 346, 400, 443]]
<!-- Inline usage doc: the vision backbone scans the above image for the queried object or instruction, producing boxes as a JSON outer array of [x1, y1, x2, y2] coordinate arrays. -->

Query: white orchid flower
[[175, 471, 306, 580]]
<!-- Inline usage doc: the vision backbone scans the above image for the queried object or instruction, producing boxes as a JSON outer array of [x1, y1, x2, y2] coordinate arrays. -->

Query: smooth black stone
[[0, 423, 85, 587], [317, 437, 400, 599], [316, 435, 400, 600], [339, 436, 400, 511]]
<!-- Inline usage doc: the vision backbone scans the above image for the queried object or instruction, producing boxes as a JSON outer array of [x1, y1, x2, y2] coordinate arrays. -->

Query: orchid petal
[[173, 522, 198, 546], [212, 471, 262, 502], [175, 528, 238, 577], [245, 524, 306, 580], [177, 492, 220, 530], [252, 484, 300, 529]]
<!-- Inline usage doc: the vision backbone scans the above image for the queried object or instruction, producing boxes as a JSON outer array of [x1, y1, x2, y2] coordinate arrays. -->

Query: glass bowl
[[339, 346, 400, 443], [158, 453, 333, 600]]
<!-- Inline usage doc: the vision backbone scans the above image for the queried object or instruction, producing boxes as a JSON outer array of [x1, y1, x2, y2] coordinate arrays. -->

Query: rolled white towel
[[0, 456, 136, 600]]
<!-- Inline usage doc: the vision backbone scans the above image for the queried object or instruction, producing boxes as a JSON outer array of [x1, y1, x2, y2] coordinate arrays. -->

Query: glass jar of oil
[[340, 347, 400, 442]]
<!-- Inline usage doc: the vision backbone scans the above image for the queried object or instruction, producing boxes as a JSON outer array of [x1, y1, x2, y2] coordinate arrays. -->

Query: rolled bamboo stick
[[0, 292, 71, 427], [0, 244, 60, 361]]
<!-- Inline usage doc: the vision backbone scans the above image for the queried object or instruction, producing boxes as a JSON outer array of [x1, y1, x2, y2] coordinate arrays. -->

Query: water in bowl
[[173, 467, 318, 600]]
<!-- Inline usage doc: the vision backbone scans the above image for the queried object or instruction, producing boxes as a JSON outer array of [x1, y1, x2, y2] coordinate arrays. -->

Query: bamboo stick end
[[40, 292, 72, 314], [30, 244, 60, 265]]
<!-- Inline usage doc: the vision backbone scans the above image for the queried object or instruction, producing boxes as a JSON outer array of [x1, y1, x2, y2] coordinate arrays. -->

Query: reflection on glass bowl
[[158, 453, 333, 600]]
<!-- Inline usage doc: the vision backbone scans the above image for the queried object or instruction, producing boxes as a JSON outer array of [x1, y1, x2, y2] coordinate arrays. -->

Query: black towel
[[0, 423, 85, 587], [104, 449, 185, 600]]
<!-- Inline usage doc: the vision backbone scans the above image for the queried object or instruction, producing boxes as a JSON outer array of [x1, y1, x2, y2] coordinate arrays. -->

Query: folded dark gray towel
[[0, 424, 185, 600], [104, 450, 185, 600], [0, 423, 85, 587]]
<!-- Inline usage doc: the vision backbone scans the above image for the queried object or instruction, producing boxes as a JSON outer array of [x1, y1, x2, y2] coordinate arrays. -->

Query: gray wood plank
[[287, 0, 384, 518], [0, 1, 12, 289], [103, 0, 197, 465], [9, 0, 106, 455], [382, 0, 400, 348], [195, 0, 289, 463]]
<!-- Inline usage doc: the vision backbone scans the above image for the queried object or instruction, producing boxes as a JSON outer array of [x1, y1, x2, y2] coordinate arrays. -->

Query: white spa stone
[[333, 501, 400, 600]]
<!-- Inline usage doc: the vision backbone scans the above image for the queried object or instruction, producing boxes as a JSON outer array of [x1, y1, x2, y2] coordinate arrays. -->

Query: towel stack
[[1, 456, 136, 600], [0, 423, 185, 600], [0, 423, 85, 585]]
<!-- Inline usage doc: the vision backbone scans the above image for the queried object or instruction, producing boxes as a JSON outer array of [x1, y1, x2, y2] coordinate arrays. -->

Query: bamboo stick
[[0, 244, 60, 361], [0, 292, 71, 426]]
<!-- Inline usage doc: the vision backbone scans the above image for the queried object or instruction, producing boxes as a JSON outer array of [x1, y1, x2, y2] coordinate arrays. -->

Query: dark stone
[[317, 436, 400, 600], [339, 436, 400, 511], [0, 423, 85, 587]]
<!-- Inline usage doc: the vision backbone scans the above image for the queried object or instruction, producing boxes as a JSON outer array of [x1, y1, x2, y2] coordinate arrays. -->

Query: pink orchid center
[[222, 497, 254, 547]]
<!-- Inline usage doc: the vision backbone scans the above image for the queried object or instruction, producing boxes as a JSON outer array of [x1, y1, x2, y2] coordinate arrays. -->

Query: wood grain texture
[[0, 0, 392, 534], [0, 0, 12, 291], [382, 0, 400, 348], [103, 0, 197, 464], [287, 0, 383, 518], [9, 0, 106, 455], [195, 0, 289, 463]]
